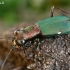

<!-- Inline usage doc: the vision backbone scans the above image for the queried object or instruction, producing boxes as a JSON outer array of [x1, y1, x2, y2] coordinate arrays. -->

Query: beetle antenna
[[1, 45, 15, 70]]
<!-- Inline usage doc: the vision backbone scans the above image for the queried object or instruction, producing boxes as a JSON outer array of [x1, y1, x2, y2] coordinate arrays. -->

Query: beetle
[[13, 6, 70, 47], [1, 6, 70, 70]]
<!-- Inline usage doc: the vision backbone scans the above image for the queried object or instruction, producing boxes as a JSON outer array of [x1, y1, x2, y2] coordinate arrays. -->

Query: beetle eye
[[21, 39, 25, 44]]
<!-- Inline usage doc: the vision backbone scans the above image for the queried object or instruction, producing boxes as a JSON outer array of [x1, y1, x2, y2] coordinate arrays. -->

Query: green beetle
[[13, 6, 70, 45], [1, 6, 70, 70]]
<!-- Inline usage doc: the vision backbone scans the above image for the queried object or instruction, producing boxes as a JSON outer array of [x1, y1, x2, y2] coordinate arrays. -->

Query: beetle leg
[[36, 42, 41, 51], [55, 6, 70, 15], [50, 6, 70, 17], [50, 6, 54, 17], [34, 38, 40, 50]]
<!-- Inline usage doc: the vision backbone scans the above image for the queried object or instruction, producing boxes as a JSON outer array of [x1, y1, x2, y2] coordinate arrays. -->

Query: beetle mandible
[[1, 6, 70, 70]]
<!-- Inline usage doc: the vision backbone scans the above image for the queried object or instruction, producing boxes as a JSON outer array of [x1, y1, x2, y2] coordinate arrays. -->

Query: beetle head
[[13, 30, 26, 46]]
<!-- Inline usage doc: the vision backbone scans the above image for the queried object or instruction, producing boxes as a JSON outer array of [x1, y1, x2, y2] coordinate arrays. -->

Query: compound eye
[[21, 39, 25, 44]]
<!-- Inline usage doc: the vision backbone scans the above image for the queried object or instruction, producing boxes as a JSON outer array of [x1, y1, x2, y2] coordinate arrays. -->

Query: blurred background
[[0, 0, 70, 70], [0, 0, 70, 33]]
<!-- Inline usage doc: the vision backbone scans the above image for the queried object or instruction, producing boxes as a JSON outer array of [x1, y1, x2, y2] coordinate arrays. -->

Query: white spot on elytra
[[58, 32, 61, 34]]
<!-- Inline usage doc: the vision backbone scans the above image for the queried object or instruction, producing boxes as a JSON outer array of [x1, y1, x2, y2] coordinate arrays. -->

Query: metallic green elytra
[[36, 16, 70, 36]]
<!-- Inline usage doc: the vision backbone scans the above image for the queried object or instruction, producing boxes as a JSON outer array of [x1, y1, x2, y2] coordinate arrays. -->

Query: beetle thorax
[[23, 26, 40, 40]]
